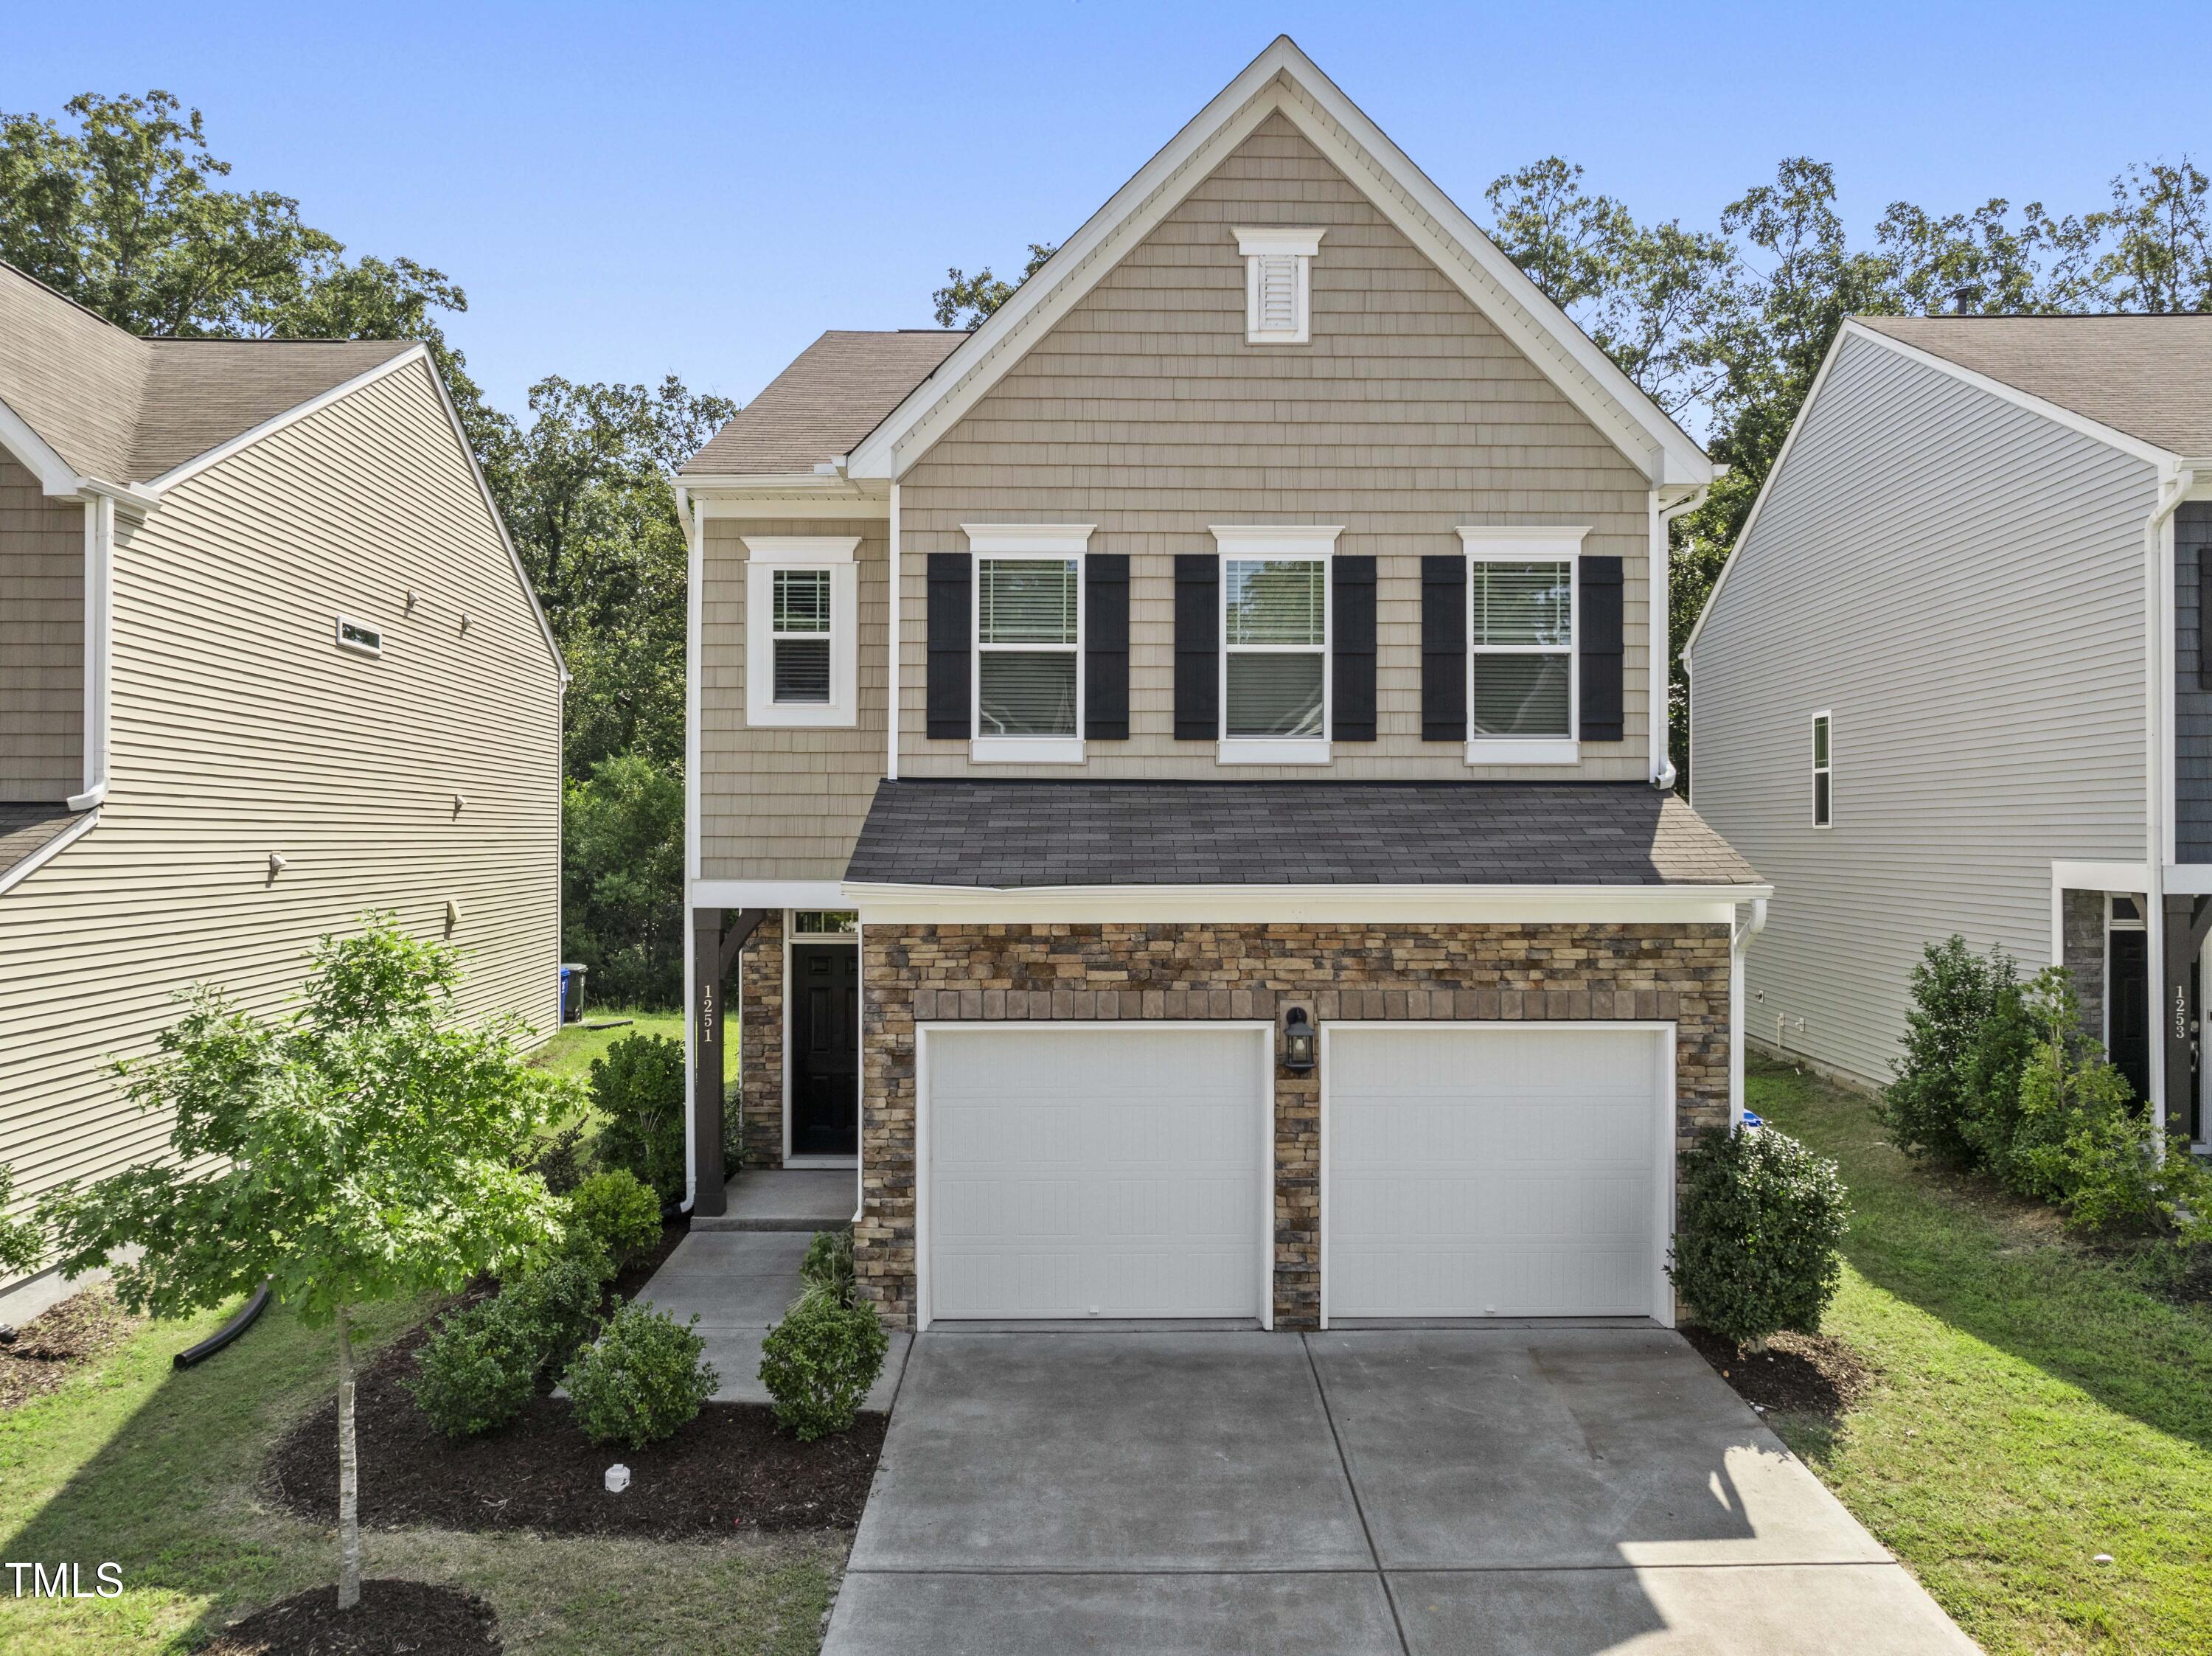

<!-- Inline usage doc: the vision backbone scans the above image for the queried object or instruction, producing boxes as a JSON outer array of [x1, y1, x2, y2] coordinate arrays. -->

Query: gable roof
[[845, 779, 1761, 890], [0, 261, 412, 487], [681, 330, 964, 477], [1854, 313, 2212, 462], [838, 36, 1711, 489]]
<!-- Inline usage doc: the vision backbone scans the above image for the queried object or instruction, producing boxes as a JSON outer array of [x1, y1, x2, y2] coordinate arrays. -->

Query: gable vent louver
[[1235, 227, 1324, 344]]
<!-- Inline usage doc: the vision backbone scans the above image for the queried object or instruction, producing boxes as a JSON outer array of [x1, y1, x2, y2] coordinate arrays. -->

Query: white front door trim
[[914, 1020, 1276, 1332], [1318, 1021, 1677, 1329]]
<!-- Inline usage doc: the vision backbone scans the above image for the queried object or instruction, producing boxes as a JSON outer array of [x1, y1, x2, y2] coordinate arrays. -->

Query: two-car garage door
[[921, 1023, 1669, 1326]]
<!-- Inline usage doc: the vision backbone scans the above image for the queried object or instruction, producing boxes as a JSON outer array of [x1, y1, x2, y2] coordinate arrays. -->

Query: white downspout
[[2145, 465, 2197, 1143], [678, 481, 702, 1212], [1730, 895, 1769, 1128], [66, 491, 116, 813], [1649, 483, 1711, 790]]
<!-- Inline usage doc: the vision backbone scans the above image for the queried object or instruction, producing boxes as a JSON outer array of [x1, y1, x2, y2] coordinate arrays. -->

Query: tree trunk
[[336, 1303, 361, 1610]]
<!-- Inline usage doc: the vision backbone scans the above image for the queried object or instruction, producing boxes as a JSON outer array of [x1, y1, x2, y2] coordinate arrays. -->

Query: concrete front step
[[690, 1168, 855, 1234]]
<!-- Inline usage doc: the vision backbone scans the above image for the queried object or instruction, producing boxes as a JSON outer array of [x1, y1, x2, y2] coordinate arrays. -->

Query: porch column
[[690, 906, 768, 1217], [2163, 895, 2212, 1139]]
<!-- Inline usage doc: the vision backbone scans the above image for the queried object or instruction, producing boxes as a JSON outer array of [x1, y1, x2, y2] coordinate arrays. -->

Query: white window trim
[[335, 614, 382, 658], [1235, 226, 1324, 345], [1811, 709, 1834, 829], [964, 523, 1094, 764], [1458, 527, 1585, 767], [744, 536, 860, 729], [1214, 525, 1338, 766]]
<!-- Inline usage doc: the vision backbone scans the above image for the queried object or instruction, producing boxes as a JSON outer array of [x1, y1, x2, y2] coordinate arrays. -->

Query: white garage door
[[1326, 1026, 1668, 1321], [925, 1026, 1267, 1322]]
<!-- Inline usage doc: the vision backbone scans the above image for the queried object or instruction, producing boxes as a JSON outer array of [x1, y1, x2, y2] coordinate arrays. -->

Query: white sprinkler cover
[[605, 1464, 631, 1494]]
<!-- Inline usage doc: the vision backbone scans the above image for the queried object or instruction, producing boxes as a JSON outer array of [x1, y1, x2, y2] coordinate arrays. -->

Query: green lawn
[[1748, 1057, 2212, 1655], [531, 1008, 684, 1083], [0, 1292, 840, 1654]]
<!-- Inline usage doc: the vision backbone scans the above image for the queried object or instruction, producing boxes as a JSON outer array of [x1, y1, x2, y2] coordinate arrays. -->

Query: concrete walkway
[[632, 1220, 905, 1413], [824, 1326, 1977, 1656]]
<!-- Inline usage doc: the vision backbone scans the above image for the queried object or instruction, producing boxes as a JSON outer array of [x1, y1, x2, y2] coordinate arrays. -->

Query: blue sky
[[8, 2, 2201, 420]]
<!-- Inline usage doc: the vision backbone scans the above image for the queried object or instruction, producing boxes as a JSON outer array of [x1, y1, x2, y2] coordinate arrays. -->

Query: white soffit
[[844, 36, 1710, 490]]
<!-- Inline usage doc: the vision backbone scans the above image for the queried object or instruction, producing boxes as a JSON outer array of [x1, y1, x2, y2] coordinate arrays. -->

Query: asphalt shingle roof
[[845, 780, 1761, 888], [682, 330, 966, 476], [0, 804, 88, 886], [1856, 314, 2212, 459]]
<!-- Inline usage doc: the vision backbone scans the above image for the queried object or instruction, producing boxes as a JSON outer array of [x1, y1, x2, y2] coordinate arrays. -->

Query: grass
[[531, 1008, 683, 1084], [1748, 1056, 2212, 1655], [0, 1293, 842, 1653]]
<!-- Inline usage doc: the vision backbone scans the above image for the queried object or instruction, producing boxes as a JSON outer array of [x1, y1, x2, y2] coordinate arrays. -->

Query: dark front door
[[2109, 928, 2151, 1104], [790, 942, 860, 1157]]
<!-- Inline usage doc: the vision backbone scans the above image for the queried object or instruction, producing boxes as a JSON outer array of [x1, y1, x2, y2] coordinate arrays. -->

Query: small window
[[335, 616, 381, 657], [976, 557, 1079, 737], [770, 568, 832, 703], [791, 910, 857, 935], [1235, 227, 1324, 344], [1225, 557, 1326, 738], [2110, 894, 2143, 928], [1470, 559, 1573, 738], [1811, 712, 1833, 827]]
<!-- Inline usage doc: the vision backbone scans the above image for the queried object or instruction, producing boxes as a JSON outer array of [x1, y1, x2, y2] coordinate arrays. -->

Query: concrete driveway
[[824, 1326, 1977, 1656]]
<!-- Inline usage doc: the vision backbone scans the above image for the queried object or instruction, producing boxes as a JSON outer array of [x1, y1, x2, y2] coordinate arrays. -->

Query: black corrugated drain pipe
[[173, 1278, 272, 1368]]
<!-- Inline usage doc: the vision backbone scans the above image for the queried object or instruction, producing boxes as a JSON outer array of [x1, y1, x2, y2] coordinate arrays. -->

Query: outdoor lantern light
[[1282, 1006, 1318, 1073]]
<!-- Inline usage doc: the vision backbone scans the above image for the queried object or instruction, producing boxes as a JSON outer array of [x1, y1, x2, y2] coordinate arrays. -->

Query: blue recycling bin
[[558, 963, 587, 1025]]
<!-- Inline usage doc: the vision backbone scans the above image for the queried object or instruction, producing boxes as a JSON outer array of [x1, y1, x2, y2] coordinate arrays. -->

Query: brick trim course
[[858, 920, 1731, 1329]]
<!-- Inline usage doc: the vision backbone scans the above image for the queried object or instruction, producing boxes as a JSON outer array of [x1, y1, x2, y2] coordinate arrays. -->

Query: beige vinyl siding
[[0, 450, 83, 800], [0, 357, 562, 1229], [897, 112, 1655, 782], [699, 516, 888, 880], [1688, 330, 2153, 1086]]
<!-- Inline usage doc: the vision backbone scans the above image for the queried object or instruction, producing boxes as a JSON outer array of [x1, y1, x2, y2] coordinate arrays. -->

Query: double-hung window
[[1214, 525, 1339, 765], [1459, 526, 1583, 765], [744, 536, 859, 728], [1811, 711, 1833, 827], [965, 524, 1092, 763]]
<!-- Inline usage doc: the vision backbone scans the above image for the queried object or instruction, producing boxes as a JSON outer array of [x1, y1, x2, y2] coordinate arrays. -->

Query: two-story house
[[0, 262, 566, 1318], [678, 38, 1766, 1332], [1686, 313, 2212, 1152]]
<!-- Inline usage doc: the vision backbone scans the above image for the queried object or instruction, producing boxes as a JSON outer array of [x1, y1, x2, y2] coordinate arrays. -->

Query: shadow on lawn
[[1752, 1058, 2212, 1456]]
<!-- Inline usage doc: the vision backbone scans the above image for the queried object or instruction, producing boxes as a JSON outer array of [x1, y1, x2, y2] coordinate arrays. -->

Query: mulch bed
[[0, 1285, 142, 1410], [262, 1220, 883, 1541], [1683, 1324, 1877, 1422], [202, 1579, 499, 1655], [609, 1216, 689, 1304]]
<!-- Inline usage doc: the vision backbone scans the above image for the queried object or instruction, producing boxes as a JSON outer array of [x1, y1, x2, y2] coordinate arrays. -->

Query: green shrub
[[1997, 970, 2212, 1239], [1669, 1125, 1849, 1350], [799, 1229, 857, 1307], [759, 1291, 888, 1441], [568, 1169, 662, 1267], [407, 1297, 543, 1438], [515, 1121, 588, 1197], [1883, 936, 2025, 1166], [562, 1298, 717, 1449], [501, 1254, 608, 1376], [591, 1034, 686, 1201]]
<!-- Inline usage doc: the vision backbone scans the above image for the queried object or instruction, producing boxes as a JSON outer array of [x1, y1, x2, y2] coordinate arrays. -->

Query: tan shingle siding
[[0, 452, 84, 799], [698, 516, 888, 880], [896, 114, 1652, 783], [0, 358, 562, 1221]]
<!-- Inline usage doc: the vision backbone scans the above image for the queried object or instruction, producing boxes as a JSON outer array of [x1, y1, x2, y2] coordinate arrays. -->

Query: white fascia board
[[846, 36, 1711, 490], [0, 807, 99, 899], [842, 880, 1769, 927], [0, 395, 88, 495], [691, 878, 848, 909], [2055, 860, 2149, 894]]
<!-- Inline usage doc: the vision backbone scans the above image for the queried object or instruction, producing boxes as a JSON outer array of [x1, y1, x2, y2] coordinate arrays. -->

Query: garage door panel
[[928, 1028, 1265, 1321], [1328, 1027, 1664, 1321]]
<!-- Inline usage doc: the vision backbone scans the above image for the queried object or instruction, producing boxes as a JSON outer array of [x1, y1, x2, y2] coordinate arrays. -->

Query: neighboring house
[[678, 37, 1765, 1332], [1686, 313, 2212, 1150], [0, 262, 567, 1312]]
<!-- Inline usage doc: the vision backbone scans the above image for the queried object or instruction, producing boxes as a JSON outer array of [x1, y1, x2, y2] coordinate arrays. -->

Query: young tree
[[39, 916, 576, 1611]]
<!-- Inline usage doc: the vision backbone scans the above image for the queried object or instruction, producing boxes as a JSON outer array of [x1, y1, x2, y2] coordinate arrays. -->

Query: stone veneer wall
[[739, 910, 785, 1166], [2061, 889, 2107, 1041], [856, 921, 1733, 1330]]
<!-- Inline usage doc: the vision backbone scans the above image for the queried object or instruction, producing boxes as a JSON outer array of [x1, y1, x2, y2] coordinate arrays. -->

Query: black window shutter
[[1421, 554, 1467, 741], [1332, 555, 1377, 741], [1085, 554, 1130, 740], [1173, 554, 1219, 740], [1579, 554, 1625, 742], [925, 553, 971, 740]]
